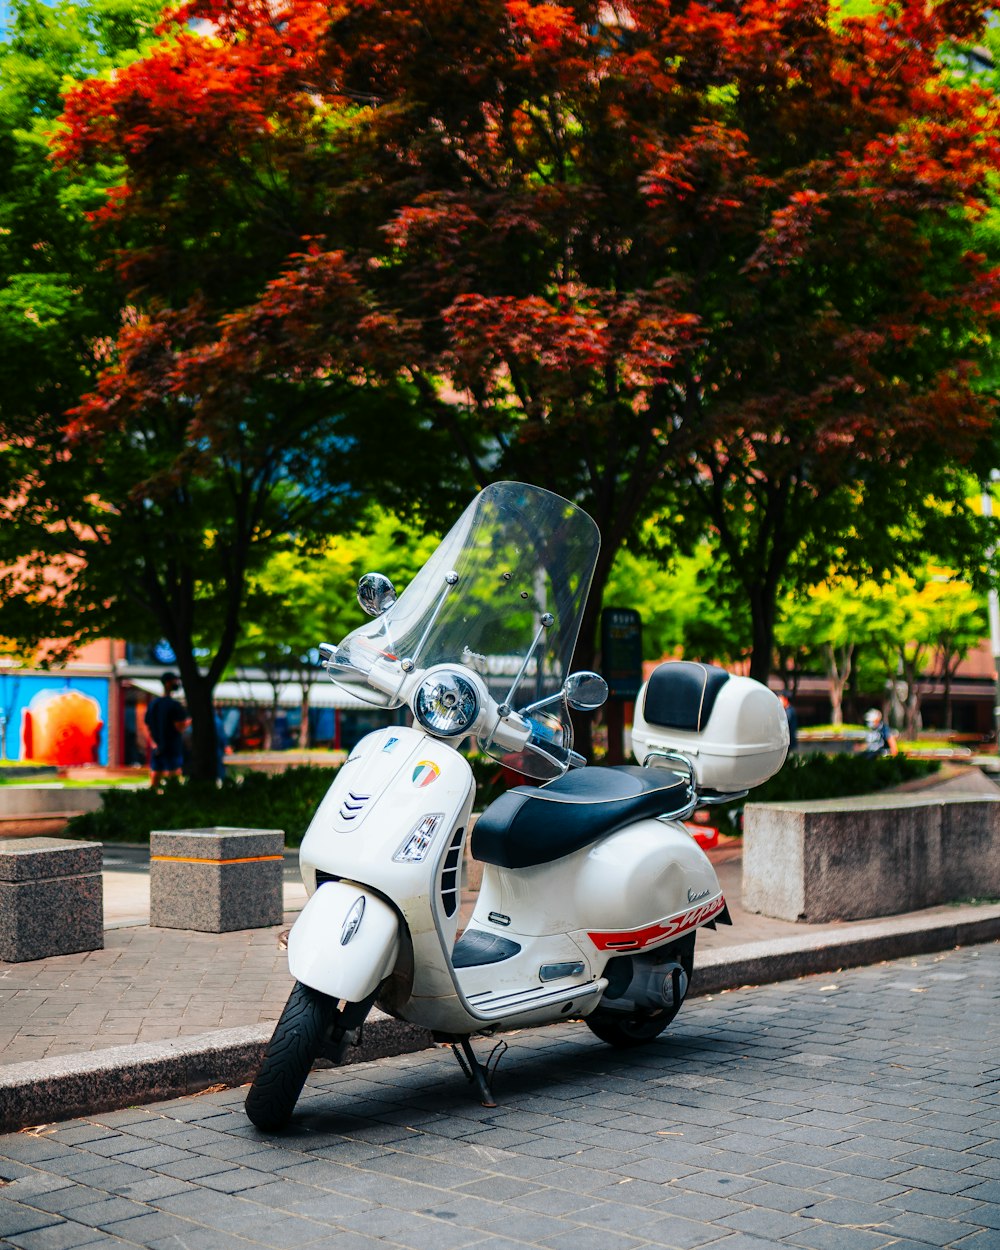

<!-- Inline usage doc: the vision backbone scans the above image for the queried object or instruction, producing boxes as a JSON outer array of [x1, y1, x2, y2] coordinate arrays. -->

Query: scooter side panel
[[469, 818, 722, 943], [288, 881, 400, 1001]]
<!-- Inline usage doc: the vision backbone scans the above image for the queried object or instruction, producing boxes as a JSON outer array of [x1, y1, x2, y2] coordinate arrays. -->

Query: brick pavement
[[0, 919, 299, 1066], [1, 941, 998, 1250], [2, 848, 999, 1069]]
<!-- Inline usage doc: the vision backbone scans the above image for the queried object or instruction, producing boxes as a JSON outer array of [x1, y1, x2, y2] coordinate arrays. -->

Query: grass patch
[[0, 776, 144, 788]]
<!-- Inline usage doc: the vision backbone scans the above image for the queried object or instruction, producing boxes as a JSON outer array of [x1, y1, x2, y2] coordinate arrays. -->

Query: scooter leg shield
[[287, 881, 400, 1003]]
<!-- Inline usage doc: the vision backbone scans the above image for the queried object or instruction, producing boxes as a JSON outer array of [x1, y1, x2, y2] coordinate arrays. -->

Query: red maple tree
[[52, 0, 1000, 722]]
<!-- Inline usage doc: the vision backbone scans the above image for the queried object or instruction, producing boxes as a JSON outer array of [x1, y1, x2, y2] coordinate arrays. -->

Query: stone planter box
[[149, 827, 284, 932], [0, 836, 104, 961], [0, 787, 109, 816], [743, 793, 1000, 922]]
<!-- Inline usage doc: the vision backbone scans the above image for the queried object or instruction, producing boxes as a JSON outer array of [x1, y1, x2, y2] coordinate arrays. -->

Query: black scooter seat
[[471, 765, 690, 870]]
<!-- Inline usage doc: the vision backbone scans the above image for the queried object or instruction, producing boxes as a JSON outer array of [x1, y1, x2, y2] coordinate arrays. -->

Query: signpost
[[600, 609, 643, 764]]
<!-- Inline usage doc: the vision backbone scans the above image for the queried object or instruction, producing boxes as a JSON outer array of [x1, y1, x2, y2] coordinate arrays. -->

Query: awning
[[125, 676, 376, 712]]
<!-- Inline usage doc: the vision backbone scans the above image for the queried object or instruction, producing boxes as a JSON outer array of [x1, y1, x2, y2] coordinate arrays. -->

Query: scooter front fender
[[288, 880, 400, 1003]]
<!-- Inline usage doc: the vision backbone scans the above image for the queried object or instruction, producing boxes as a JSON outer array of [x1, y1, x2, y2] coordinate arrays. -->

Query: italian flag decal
[[412, 760, 441, 788]]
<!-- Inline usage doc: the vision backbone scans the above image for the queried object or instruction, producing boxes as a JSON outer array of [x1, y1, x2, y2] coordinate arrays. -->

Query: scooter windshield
[[326, 482, 600, 779]]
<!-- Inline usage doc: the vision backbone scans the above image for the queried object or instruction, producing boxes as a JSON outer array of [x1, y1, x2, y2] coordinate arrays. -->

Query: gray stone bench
[[743, 793, 1000, 922], [149, 827, 284, 932], [0, 837, 104, 961]]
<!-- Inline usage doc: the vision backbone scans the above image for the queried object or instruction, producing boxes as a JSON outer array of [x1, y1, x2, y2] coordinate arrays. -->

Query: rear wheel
[[585, 933, 695, 1049], [245, 981, 338, 1131]]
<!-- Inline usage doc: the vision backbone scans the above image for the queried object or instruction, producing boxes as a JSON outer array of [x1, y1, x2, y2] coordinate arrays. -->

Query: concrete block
[[0, 787, 109, 817], [149, 827, 284, 932], [0, 836, 104, 961], [743, 794, 1000, 922]]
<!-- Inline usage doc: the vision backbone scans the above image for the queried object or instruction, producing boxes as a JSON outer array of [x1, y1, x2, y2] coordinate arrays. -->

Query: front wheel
[[245, 981, 339, 1131], [585, 933, 695, 1050]]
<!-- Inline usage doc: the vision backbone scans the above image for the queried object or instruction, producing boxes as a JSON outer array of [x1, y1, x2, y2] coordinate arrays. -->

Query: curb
[[0, 1011, 433, 1134], [3, 908, 999, 1133]]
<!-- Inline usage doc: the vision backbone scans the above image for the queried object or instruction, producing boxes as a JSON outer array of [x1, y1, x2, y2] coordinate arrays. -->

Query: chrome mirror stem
[[499, 612, 554, 715]]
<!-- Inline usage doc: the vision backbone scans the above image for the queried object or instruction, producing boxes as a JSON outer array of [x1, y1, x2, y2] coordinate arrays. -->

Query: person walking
[[145, 672, 189, 787]]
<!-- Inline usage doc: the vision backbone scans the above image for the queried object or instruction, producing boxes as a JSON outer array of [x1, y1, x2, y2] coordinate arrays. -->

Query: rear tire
[[245, 981, 337, 1131], [585, 933, 695, 1049]]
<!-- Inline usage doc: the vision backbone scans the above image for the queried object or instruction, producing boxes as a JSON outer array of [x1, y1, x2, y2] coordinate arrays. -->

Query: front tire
[[245, 981, 338, 1131], [585, 933, 695, 1049]]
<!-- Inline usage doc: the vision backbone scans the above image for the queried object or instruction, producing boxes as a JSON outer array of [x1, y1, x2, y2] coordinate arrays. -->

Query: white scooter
[[245, 482, 788, 1131]]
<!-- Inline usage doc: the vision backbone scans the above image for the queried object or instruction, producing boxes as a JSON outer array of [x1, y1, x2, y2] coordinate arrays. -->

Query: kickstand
[[451, 1036, 499, 1108]]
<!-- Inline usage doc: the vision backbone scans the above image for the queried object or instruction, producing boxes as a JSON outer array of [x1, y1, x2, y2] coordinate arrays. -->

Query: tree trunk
[[174, 665, 219, 782], [748, 587, 776, 686], [900, 651, 924, 740], [939, 651, 958, 731], [298, 679, 311, 748], [824, 642, 853, 729]]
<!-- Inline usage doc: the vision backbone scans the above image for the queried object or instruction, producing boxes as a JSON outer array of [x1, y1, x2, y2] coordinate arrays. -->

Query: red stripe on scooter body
[[587, 894, 726, 952]]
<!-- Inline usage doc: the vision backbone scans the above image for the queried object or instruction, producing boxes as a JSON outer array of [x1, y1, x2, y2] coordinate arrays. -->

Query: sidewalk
[[2, 811, 1000, 1131]]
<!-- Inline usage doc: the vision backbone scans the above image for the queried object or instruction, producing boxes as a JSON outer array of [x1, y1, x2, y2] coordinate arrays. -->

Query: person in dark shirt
[[779, 692, 799, 751], [863, 708, 898, 757], [145, 672, 189, 787]]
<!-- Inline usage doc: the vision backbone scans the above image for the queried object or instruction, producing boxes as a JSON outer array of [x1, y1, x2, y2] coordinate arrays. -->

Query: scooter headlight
[[413, 669, 480, 737]]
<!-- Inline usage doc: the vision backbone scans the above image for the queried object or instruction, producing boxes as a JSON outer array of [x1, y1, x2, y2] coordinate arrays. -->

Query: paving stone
[[788, 1223, 896, 1249], [0, 1198, 65, 1237], [891, 1165, 985, 1194], [3, 1222, 106, 1250], [874, 1209, 981, 1243], [655, 1192, 748, 1222], [15, 1186, 108, 1216], [637, 1214, 729, 1248], [55, 1195, 151, 1228], [539, 1226, 648, 1250], [951, 1232, 1000, 1250], [730, 1182, 817, 1213], [145, 1228, 272, 1250]]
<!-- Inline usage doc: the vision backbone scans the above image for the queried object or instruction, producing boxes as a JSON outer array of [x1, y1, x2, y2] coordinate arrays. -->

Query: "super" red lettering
[[588, 894, 725, 953]]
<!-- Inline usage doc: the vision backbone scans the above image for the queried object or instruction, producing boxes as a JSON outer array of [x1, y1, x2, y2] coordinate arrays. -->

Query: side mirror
[[357, 572, 397, 617], [565, 671, 609, 711]]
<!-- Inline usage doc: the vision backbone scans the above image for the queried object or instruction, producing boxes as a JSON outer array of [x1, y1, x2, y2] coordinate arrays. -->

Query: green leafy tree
[[604, 535, 753, 669], [923, 574, 989, 730], [777, 578, 885, 727], [786, 566, 989, 735], [231, 512, 440, 747]]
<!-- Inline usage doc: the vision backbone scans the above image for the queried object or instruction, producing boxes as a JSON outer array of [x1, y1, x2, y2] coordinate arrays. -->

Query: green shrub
[[714, 751, 939, 831], [64, 755, 515, 847], [65, 766, 337, 847], [756, 752, 937, 802]]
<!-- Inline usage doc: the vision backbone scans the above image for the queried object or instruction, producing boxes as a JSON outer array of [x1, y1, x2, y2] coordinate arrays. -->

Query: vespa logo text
[[687, 887, 711, 904]]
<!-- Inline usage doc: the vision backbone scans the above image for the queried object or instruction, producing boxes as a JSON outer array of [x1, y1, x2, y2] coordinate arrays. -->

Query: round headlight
[[413, 670, 480, 737]]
